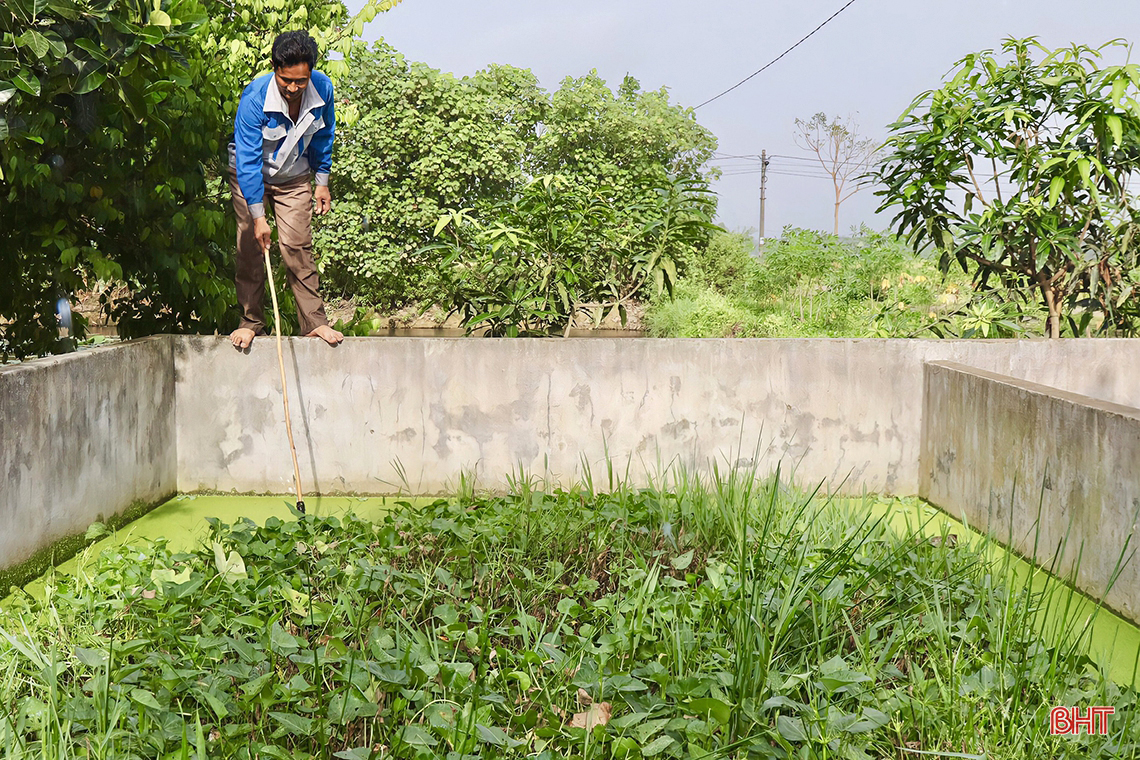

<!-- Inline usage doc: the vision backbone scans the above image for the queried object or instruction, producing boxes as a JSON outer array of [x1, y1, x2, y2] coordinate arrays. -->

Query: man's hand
[[314, 185, 332, 216], [254, 216, 273, 252]]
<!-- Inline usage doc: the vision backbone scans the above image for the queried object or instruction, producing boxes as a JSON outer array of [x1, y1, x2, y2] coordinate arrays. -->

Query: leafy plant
[[315, 62, 719, 325], [648, 228, 974, 339], [435, 173, 718, 336], [2, 472, 1137, 759], [875, 37, 1140, 338], [0, 0, 394, 358], [313, 43, 544, 307]]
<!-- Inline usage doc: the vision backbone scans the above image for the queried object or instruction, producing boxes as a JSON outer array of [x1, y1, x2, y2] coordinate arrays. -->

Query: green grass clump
[[649, 228, 987, 339], [1, 475, 1137, 759]]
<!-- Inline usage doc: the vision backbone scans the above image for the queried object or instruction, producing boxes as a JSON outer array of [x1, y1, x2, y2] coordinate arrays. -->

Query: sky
[[344, 0, 1140, 237]]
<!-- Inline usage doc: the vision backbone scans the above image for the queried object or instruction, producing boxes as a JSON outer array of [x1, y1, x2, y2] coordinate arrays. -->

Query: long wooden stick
[[263, 246, 306, 514]]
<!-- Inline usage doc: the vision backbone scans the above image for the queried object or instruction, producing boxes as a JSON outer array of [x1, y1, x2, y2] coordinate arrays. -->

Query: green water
[[10, 495, 412, 603], [11, 493, 1140, 687]]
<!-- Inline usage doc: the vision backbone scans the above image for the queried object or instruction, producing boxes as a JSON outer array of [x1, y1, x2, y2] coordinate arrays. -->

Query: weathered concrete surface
[[173, 336, 1140, 496], [920, 361, 1140, 621], [0, 338, 176, 570]]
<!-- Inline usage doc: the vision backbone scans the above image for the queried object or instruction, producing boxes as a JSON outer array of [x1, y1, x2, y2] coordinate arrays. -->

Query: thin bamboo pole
[[263, 246, 306, 514]]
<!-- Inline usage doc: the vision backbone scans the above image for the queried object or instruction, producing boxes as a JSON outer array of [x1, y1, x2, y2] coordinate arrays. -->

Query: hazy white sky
[[344, 0, 1140, 236]]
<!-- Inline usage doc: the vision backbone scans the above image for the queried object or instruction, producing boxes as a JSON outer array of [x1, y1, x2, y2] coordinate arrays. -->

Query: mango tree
[[875, 38, 1140, 337]]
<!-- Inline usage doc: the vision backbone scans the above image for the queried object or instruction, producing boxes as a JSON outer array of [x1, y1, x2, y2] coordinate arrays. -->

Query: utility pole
[[758, 150, 770, 242]]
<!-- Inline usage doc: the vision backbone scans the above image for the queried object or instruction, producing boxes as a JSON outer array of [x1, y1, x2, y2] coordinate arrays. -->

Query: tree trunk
[[833, 200, 840, 236], [1041, 281, 1061, 338]]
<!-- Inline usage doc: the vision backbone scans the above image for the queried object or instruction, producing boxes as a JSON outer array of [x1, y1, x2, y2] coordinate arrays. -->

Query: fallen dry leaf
[[577, 688, 593, 706], [141, 589, 156, 599], [570, 702, 611, 729]]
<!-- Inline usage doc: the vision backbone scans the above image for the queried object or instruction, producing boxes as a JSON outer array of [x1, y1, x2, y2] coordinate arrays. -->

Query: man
[[228, 30, 344, 348]]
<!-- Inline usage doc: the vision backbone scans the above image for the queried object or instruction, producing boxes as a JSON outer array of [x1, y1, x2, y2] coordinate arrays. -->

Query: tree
[[315, 64, 719, 319], [313, 43, 545, 306], [875, 38, 1140, 338], [793, 113, 878, 235], [0, 0, 394, 358]]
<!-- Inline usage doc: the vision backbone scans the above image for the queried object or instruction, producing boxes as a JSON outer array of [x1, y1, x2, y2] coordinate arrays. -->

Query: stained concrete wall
[[6, 335, 1140, 612], [0, 337, 176, 569], [173, 336, 1140, 497], [919, 361, 1140, 621]]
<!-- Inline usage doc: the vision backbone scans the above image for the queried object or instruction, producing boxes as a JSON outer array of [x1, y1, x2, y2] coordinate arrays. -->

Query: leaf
[[846, 707, 890, 733], [130, 688, 162, 710], [281, 587, 310, 617], [269, 622, 301, 652], [269, 711, 313, 735], [85, 522, 109, 540], [1048, 176, 1065, 207], [641, 735, 675, 756], [13, 70, 40, 97], [74, 71, 107, 95], [670, 550, 694, 570], [776, 715, 808, 742], [394, 725, 437, 747], [74, 647, 108, 668], [328, 691, 379, 723], [607, 675, 648, 692], [149, 9, 172, 28], [212, 542, 247, 582], [433, 215, 451, 237], [1106, 114, 1123, 148], [334, 750, 371, 760], [1076, 158, 1092, 189], [19, 30, 50, 59], [475, 724, 509, 746], [569, 702, 611, 729], [687, 697, 732, 724]]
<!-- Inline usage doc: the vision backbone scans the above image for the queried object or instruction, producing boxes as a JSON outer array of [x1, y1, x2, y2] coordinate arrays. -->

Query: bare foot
[[230, 327, 256, 349], [307, 324, 344, 345]]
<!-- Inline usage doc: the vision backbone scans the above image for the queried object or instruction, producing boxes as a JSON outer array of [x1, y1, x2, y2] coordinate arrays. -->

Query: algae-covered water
[[10, 493, 1140, 687]]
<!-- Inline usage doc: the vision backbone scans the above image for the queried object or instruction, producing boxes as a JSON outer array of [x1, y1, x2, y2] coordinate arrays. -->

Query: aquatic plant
[[0, 473, 1136, 759]]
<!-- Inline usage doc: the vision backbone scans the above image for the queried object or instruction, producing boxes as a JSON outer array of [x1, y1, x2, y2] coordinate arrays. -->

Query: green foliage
[[876, 37, 1140, 338], [314, 43, 544, 306], [679, 230, 758, 294], [434, 173, 718, 336], [648, 228, 975, 338], [315, 57, 720, 331], [0, 0, 394, 358], [3, 478, 1137, 758]]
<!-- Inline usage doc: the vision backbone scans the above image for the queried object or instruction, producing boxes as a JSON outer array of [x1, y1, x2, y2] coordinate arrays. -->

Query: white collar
[[262, 72, 325, 118]]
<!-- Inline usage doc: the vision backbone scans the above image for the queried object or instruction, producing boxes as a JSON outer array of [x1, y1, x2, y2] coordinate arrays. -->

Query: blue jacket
[[229, 70, 335, 219]]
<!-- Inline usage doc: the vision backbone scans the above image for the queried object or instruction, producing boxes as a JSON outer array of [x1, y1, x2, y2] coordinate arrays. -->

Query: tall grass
[[0, 466, 1137, 758]]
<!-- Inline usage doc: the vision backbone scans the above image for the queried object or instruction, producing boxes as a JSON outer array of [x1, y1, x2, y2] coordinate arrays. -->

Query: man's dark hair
[[271, 31, 318, 71]]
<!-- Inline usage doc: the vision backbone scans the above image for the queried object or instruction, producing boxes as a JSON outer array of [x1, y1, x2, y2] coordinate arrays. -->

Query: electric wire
[[693, 0, 862, 109]]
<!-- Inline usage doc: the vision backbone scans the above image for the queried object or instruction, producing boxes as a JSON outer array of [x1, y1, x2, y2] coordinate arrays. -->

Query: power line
[[693, 0, 862, 110]]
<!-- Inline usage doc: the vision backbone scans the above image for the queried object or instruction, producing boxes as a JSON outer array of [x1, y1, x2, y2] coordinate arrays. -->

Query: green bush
[[315, 55, 720, 323], [648, 228, 977, 338], [314, 44, 544, 306], [433, 173, 718, 336], [680, 230, 757, 294], [647, 281, 760, 338]]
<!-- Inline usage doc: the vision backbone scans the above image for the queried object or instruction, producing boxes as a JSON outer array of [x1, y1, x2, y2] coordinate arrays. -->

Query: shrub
[[315, 56, 720, 320]]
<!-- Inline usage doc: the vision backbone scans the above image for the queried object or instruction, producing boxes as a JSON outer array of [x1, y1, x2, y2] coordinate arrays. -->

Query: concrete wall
[[6, 335, 1140, 620], [0, 337, 176, 569], [173, 336, 1140, 497], [919, 361, 1140, 621]]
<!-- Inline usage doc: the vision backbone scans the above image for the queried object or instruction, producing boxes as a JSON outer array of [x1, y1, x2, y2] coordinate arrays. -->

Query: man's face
[[274, 63, 311, 106]]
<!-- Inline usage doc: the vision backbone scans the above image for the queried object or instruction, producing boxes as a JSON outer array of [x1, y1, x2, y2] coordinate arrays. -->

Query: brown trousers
[[228, 171, 329, 335]]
